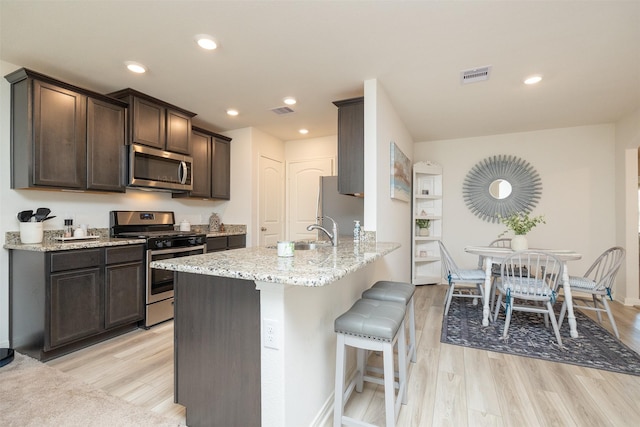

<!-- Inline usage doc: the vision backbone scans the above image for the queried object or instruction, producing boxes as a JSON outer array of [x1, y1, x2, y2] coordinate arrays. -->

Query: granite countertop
[[150, 240, 400, 287], [4, 225, 247, 252], [3, 236, 146, 252]]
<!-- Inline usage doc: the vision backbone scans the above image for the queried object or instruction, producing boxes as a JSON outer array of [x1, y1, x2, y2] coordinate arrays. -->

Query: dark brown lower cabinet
[[9, 244, 145, 361], [206, 234, 246, 253], [105, 261, 145, 329], [227, 234, 246, 249], [48, 267, 103, 349]]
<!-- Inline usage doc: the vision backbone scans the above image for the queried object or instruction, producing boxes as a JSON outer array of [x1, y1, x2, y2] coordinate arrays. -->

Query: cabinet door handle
[[261, 227, 267, 231]]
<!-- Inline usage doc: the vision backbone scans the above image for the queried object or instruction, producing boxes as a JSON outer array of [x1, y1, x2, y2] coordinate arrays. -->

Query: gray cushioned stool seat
[[334, 298, 406, 342], [362, 280, 415, 305], [362, 280, 418, 365]]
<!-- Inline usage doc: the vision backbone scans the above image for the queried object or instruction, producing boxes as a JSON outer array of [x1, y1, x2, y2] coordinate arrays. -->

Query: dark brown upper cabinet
[[333, 97, 364, 196], [5, 68, 127, 192], [173, 126, 231, 200], [109, 88, 196, 155], [211, 135, 231, 199], [187, 128, 212, 198], [87, 98, 126, 192]]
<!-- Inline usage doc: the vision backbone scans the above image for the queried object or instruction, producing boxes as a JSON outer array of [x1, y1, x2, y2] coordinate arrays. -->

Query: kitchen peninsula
[[151, 239, 400, 427]]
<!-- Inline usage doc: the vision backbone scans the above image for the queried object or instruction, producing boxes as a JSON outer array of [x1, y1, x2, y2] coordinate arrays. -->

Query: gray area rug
[[441, 297, 640, 376], [0, 352, 183, 426]]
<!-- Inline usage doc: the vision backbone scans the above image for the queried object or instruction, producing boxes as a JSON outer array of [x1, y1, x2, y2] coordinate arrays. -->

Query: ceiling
[[1, 1, 639, 143]]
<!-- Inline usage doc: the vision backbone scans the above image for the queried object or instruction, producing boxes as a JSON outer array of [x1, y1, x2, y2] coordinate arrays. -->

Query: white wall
[[285, 135, 336, 161], [414, 124, 617, 289], [0, 60, 249, 347], [364, 79, 414, 282], [615, 108, 640, 304], [221, 127, 254, 245]]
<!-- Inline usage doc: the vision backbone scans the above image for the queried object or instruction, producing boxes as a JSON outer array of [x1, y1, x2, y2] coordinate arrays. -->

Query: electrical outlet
[[264, 318, 279, 349]]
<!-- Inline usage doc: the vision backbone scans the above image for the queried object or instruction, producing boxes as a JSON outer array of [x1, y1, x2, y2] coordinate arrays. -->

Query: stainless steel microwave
[[128, 144, 193, 192]]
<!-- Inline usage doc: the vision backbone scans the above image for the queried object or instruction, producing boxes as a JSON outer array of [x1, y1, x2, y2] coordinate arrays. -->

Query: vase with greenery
[[498, 212, 545, 250], [416, 218, 431, 236]]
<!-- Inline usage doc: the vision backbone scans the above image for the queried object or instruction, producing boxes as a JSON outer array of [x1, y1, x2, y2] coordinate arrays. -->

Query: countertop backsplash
[[5, 228, 110, 245], [177, 223, 246, 234]]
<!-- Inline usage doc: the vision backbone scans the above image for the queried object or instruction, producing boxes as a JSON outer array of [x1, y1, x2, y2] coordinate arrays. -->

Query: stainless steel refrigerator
[[318, 176, 364, 238]]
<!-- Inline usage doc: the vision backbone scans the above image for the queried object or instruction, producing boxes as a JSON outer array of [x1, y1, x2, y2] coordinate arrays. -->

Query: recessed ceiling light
[[226, 109, 239, 116], [195, 34, 217, 50], [299, 129, 309, 135], [524, 75, 543, 85], [125, 61, 147, 74], [283, 97, 297, 106]]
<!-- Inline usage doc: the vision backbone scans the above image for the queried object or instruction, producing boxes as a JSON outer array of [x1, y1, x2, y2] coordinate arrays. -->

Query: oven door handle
[[149, 245, 206, 256]]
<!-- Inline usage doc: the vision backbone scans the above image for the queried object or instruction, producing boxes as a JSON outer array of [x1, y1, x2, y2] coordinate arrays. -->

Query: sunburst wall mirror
[[462, 155, 542, 223]]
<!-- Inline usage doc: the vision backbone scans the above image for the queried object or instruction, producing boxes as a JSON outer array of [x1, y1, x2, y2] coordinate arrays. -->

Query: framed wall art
[[390, 141, 411, 202]]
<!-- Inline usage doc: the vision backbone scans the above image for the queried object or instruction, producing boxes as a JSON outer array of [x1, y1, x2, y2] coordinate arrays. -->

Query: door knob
[[261, 227, 267, 231]]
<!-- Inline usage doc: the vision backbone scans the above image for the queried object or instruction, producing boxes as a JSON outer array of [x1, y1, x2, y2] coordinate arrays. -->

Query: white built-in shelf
[[414, 215, 442, 221], [411, 161, 443, 285], [414, 256, 439, 262], [414, 236, 441, 242], [414, 194, 442, 200], [413, 274, 441, 284]]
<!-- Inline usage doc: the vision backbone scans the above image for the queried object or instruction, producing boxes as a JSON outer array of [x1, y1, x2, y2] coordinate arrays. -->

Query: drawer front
[[207, 236, 227, 252], [105, 244, 145, 265], [227, 234, 246, 249], [50, 249, 101, 272]]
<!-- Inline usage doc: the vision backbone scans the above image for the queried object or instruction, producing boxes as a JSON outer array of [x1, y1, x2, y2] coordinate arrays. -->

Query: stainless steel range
[[110, 211, 206, 328]]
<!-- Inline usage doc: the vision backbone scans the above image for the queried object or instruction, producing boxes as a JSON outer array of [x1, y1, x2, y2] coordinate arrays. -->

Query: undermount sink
[[294, 240, 331, 250], [294, 242, 318, 250], [267, 240, 331, 251]]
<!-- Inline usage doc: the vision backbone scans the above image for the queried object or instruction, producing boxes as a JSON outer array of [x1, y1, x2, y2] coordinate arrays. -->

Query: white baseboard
[[621, 296, 640, 306], [309, 366, 357, 427], [309, 392, 334, 427]]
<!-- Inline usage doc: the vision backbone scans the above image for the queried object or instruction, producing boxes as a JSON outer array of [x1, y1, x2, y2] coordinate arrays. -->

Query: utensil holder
[[19, 222, 43, 244]]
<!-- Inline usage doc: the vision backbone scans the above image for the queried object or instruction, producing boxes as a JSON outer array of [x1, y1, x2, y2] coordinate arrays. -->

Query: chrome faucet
[[307, 215, 338, 246]]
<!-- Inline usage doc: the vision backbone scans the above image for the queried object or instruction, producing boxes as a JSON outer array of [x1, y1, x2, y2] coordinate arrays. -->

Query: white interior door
[[287, 158, 334, 241], [259, 155, 284, 247]]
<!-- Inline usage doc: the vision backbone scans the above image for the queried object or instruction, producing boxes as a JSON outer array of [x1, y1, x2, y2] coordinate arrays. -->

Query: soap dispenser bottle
[[353, 220, 361, 243]]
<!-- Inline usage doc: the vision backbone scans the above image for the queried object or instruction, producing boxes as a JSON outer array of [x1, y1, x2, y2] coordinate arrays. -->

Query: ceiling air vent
[[460, 65, 492, 84], [270, 106, 295, 115]]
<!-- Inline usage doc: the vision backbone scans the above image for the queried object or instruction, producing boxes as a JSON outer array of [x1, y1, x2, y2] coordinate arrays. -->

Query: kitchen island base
[[174, 266, 378, 427], [155, 240, 400, 426], [174, 273, 261, 427]]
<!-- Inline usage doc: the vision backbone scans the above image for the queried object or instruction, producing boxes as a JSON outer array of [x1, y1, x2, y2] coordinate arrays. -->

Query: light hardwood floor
[[48, 285, 640, 426]]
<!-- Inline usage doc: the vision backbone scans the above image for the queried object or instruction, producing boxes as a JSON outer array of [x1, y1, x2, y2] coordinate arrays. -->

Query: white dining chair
[[438, 241, 486, 315], [476, 238, 512, 268], [558, 246, 625, 338], [476, 238, 512, 311], [493, 250, 564, 346]]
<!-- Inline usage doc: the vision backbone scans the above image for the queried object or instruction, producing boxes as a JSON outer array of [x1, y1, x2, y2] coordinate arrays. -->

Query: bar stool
[[362, 280, 416, 364], [334, 298, 407, 427]]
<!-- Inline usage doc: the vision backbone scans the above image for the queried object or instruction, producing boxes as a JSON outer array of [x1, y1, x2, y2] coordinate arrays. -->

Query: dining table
[[464, 246, 583, 338]]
